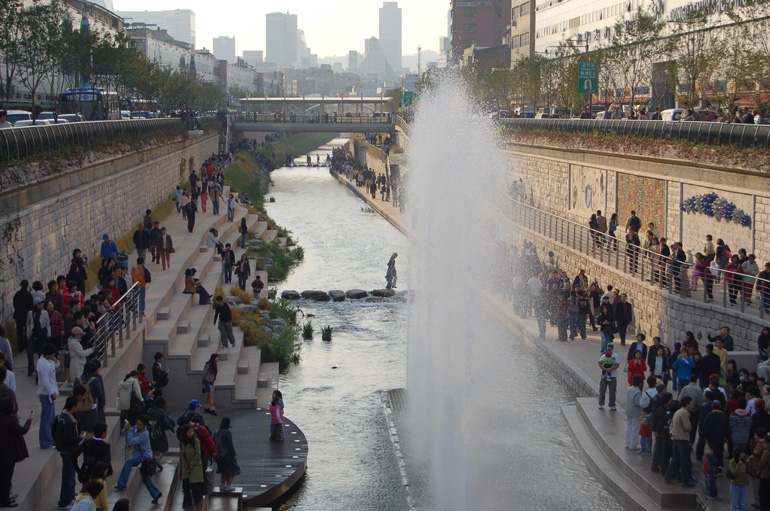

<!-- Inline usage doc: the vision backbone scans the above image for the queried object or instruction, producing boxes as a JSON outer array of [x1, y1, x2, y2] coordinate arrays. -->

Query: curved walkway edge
[[329, 168, 409, 236]]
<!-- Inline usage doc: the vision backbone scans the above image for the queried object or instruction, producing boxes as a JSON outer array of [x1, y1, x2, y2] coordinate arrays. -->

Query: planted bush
[[321, 326, 333, 341], [302, 321, 314, 340]]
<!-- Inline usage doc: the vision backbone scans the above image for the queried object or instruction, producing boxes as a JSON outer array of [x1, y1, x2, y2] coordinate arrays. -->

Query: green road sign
[[403, 91, 415, 106], [578, 62, 599, 95]]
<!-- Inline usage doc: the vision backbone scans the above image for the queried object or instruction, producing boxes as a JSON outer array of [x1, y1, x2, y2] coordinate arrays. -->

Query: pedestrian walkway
[[330, 168, 409, 235]]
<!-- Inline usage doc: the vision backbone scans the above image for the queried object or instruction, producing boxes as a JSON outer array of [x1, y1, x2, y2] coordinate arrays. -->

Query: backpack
[[195, 424, 216, 456], [75, 377, 96, 413], [642, 390, 656, 414], [51, 414, 63, 446], [147, 411, 164, 441], [213, 431, 229, 460]]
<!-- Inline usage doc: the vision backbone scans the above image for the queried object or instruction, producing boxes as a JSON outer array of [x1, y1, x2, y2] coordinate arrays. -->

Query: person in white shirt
[[37, 343, 60, 448], [0, 353, 15, 392], [598, 343, 621, 411], [0, 111, 13, 129]]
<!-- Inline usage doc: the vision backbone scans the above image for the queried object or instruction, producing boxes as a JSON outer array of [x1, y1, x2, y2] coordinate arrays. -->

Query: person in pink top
[[269, 393, 284, 442]]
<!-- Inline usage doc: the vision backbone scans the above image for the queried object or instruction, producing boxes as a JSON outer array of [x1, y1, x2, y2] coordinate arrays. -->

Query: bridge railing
[[499, 118, 770, 148], [504, 193, 769, 320], [0, 118, 186, 163], [233, 113, 395, 126], [394, 115, 412, 137]]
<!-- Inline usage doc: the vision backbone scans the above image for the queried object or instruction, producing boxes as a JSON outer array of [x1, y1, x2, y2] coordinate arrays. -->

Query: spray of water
[[406, 78, 509, 510]]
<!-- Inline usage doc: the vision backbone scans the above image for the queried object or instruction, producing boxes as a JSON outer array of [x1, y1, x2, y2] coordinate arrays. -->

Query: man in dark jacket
[[72, 421, 112, 481], [149, 221, 162, 264], [152, 352, 170, 389], [651, 393, 674, 474], [614, 294, 634, 346], [701, 344, 722, 386], [56, 396, 82, 509], [700, 400, 729, 469], [626, 333, 648, 362], [132, 224, 151, 262], [12, 280, 33, 352], [647, 336, 663, 369]]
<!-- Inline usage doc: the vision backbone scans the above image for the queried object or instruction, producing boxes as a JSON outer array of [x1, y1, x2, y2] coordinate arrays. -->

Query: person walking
[[251, 275, 265, 299], [598, 343, 620, 411], [179, 425, 205, 507], [0, 397, 31, 508], [131, 257, 151, 318], [215, 417, 240, 491], [186, 197, 198, 233], [238, 218, 248, 249], [213, 296, 236, 349], [202, 354, 219, 416], [625, 375, 644, 450], [157, 227, 174, 271], [132, 224, 150, 263], [149, 222, 161, 264], [614, 294, 634, 346], [235, 254, 251, 291], [67, 250, 89, 295], [227, 194, 236, 222], [37, 343, 59, 449], [55, 396, 82, 510], [174, 186, 184, 213], [210, 184, 221, 215], [114, 415, 162, 504]]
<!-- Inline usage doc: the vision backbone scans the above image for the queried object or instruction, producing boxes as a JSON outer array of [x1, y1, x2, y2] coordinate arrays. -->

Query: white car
[[120, 110, 132, 120], [5, 110, 32, 125], [13, 119, 51, 127], [58, 113, 85, 122]]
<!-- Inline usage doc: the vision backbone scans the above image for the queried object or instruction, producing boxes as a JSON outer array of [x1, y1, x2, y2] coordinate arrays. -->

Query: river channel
[[266, 140, 622, 510]]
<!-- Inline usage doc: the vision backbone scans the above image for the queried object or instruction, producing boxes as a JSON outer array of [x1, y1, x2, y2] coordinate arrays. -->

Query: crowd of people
[[330, 145, 405, 214], [510, 237, 770, 508]]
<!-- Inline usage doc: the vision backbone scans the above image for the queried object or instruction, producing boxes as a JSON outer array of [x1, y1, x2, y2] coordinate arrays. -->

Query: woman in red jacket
[[726, 255, 744, 306], [626, 349, 648, 386], [46, 300, 65, 350]]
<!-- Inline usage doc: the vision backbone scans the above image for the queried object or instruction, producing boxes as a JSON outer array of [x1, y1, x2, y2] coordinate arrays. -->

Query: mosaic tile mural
[[616, 174, 667, 238]]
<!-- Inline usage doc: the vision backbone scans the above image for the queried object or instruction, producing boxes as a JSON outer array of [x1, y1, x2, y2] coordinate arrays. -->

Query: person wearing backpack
[[201, 354, 219, 416], [72, 422, 112, 486], [147, 397, 175, 466], [56, 396, 83, 510], [74, 362, 104, 439], [176, 414, 216, 494]]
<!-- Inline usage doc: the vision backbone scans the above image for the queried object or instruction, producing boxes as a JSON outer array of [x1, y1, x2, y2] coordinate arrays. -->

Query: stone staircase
[[562, 397, 720, 511], [142, 192, 279, 411]]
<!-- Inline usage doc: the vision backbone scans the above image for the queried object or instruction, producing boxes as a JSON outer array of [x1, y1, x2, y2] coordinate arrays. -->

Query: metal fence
[[394, 115, 413, 137], [499, 118, 770, 148], [0, 118, 185, 162], [505, 195, 770, 320], [233, 113, 395, 126], [90, 283, 144, 368]]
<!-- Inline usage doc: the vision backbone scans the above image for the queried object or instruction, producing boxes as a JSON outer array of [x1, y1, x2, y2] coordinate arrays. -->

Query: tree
[[610, 8, 666, 110], [511, 56, 544, 109], [0, 0, 25, 111], [670, 9, 722, 107]]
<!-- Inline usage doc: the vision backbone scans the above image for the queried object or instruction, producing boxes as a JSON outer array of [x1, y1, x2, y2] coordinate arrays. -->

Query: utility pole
[[418, 44, 422, 76]]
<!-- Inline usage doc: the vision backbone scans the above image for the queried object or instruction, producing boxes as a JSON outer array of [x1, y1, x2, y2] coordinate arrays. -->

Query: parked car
[[595, 110, 626, 119], [660, 109, 715, 121], [535, 112, 561, 119], [5, 109, 32, 125], [58, 113, 85, 122], [37, 112, 80, 123], [13, 119, 52, 127], [120, 110, 132, 120]]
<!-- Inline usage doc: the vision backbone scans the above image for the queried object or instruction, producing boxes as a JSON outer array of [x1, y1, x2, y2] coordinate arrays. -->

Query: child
[[89, 462, 111, 511], [269, 396, 284, 441], [704, 444, 719, 500], [272, 390, 285, 439], [70, 480, 105, 511], [638, 413, 652, 456]]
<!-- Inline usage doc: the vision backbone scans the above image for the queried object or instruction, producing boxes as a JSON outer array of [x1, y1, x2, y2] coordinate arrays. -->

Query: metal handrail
[[499, 118, 770, 148], [91, 282, 143, 368], [0, 118, 186, 162], [505, 194, 769, 320], [394, 115, 413, 137]]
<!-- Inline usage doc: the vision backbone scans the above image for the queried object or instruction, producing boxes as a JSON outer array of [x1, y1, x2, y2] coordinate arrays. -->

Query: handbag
[[139, 457, 157, 477], [725, 467, 735, 480], [129, 391, 145, 416]]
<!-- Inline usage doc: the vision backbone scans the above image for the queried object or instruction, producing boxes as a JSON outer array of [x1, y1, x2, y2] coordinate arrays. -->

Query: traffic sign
[[578, 62, 599, 94]]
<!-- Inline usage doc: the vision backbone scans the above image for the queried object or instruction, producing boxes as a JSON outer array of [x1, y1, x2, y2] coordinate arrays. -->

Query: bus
[[58, 88, 121, 121], [130, 99, 159, 118]]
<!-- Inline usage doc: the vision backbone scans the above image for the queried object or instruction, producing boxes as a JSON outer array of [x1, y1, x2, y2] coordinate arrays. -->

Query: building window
[[511, 36, 520, 49], [495, 23, 502, 33], [495, 7, 502, 17], [465, 23, 477, 33], [512, 7, 518, 18], [520, 2, 529, 16], [465, 7, 477, 17], [521, 32, 529, 46]]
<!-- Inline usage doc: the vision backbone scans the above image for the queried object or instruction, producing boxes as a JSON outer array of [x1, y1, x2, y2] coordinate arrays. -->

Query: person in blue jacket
[[114, 414, 162, 503], [671, 347, 696, 397], [100, 234, 119, 261]]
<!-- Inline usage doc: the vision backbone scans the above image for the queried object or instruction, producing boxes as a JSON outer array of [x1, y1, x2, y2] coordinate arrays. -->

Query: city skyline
[[112, 0, 447, 68]]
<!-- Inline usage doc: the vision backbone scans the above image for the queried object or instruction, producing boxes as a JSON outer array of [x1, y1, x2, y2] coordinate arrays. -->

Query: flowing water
[[265, 119, 623, 510]]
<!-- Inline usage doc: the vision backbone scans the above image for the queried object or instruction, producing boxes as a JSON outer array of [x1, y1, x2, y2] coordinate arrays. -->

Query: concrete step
[[261, 229, 278, 242], [145, 294, 194, 346], [198, 333, 211, 348], [234, 347, 262, 402], [574, 397, 703, 509], [562, 405, 663, 511], [157, 307, 171, 321], [177, 320, 191, 334]]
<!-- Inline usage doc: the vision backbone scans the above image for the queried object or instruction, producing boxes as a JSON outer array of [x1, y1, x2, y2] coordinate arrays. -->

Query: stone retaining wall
[[0, 134, 219, 317]]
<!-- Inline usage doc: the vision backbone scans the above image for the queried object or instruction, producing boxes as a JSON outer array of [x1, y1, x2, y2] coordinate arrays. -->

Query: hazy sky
[[114, 0, 449, 61]]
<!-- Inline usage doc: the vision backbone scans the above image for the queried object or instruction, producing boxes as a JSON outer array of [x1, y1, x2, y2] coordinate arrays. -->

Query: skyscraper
[[379, 2, 402, 72], [213, 36, 236, 64], [266, 12, 298, 69], [117, 9, 195, 47]]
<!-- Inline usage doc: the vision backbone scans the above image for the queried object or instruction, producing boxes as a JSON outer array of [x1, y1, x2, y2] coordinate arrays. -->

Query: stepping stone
[[301, 290, 330, 302], [328, 290, 345, 302], [281, 290, 301, 300], [346, 289, 368, 299], [370, 288, 395, 297]]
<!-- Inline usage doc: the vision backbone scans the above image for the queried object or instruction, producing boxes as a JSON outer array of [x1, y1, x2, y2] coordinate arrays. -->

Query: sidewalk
[[329, 167, 409, 235]]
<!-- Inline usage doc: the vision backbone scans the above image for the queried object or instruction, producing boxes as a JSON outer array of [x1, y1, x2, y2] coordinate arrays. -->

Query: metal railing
[[0, 118, 185, 162], [505, 195, 770, 320], [233, 113, 395, 126], [394, 115, 413, 137], [91, 283, 144, 368], [499, 118, 770, 148]]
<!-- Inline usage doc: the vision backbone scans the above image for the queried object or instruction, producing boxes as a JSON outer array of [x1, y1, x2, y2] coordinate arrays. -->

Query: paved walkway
[[329, 168, 409, 236]]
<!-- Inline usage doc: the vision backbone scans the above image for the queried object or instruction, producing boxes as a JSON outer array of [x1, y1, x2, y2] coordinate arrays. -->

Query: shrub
[[321, 325, 333, 341], [291, 247, 304, 260], [302, 321, 313, 340], [260, 326, 301, 369], [229, 287, 253, 305], [258, 298, 271, 310]]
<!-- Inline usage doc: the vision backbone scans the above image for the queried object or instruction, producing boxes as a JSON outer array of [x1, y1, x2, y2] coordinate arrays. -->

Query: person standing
[[388, 253, 398, 289], [729, 446, 749, 511], [67, 327, 93, 383], [55, 396, 82, 510], [152, 352, 170, 390], [149, 222, 162, 265], [37, 343, 59, 449], [100, 234, 119, 262], [179, 425, 204, 507], [596, 210, 608, 247], [238, 218, 248, 249], [157, 227, 174, 271], [235, 254, 251, 291], [598, 343, 621, 411], [71, 422, 112, 483], [596, 295, 615, 353], [201, 354, 219, 416], [0, 397, 31, 508], [131, 258, 151, 318], [215, 417, 240, 491], [665, 395, 696, 486], [221, 244, 235, 284], [251, 275, 265, 300], [68, 249, 89, 295], [114, 415, 162, 504], [186, 197, 198, 233], [270, 394, 284, 441], [26, 297, 50, 377], [227, 194, 236, 222], [210, 184, 221, 215], [625, 375, 644, 450], [614, 294, 634, 346], [147, 397, 176, 464], [13, 281, 33, 353]]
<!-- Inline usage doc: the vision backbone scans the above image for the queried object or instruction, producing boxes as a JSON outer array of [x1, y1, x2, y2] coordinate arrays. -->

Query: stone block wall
[[0, 134, 219, 318]]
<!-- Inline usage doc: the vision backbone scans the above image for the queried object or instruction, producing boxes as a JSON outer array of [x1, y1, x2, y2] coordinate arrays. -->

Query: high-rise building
[[359, 37, 394, 82], [213, 36, 236, 64], [117, 9, 195, 47], [242, 50, 264, 66], [510, 0, 535, 65], [266, 12, 298, 69], [379, 2, 402, 71], [348, 50, 359, 72], [449, 0, 511, 64]]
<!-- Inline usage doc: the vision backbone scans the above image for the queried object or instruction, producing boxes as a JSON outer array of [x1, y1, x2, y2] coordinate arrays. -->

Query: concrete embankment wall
[[0, 133, 219, 317], [505, 141, 770, 349]]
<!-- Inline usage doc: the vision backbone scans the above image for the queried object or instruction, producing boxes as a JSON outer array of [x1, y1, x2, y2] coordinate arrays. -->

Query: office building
[[243, 50, 264, 66], [348, 50, 359, 72], [266, 12, 298, 69], [213, 36, 236, 64], [510, 0, 535, 64], [359, 37, 395, 82], [449, 0, 511, 64], [117, 9, 195, 47], [379, 2, 402, 71]]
